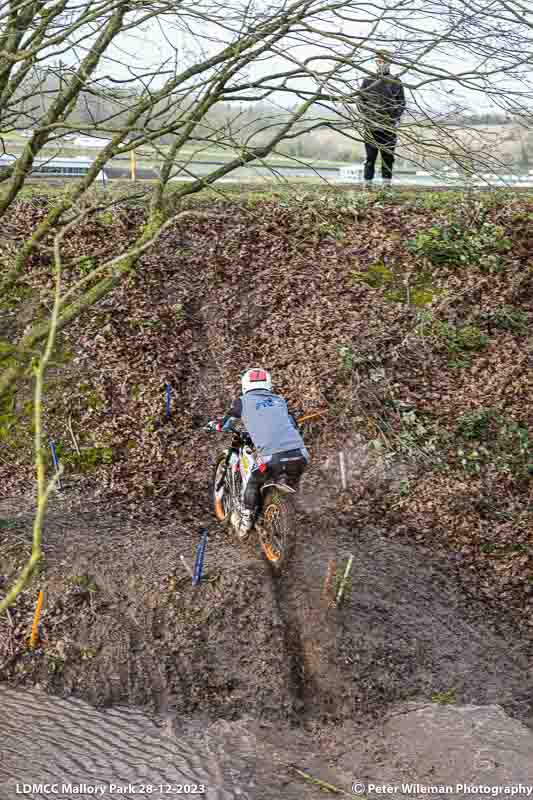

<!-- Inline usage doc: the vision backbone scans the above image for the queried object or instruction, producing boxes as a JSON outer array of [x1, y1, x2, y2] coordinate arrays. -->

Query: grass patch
[[0, 518, 19, 529], [453, 411, 532, 477], [0, 280, 33, 313], [412, 317, 490, 368], [407, 221, 512, 271], [351, 261, 394, 289], [480, 306, 530, 334], [70, 574, 98, 593], [65, 446, 113, 471], [392, 407, 449, 467], [438, 322, 489, 353], [432, 687, 457, 705], [456, 408, 496, 440], [47, 655, 65, 675]]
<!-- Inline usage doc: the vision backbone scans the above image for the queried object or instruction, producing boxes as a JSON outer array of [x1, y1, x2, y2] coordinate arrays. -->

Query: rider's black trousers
[[243, 449, 307, 511]]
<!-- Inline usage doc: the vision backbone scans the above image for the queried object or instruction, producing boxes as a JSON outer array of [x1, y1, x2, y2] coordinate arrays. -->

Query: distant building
[[339, 164, 364, 181], [74, 136, 112, 148], [0, 154, 106, 180]]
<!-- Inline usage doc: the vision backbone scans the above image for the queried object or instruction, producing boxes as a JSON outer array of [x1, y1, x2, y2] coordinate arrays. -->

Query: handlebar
[[205, 407, 326, 437], [205, 420, 252, 442]]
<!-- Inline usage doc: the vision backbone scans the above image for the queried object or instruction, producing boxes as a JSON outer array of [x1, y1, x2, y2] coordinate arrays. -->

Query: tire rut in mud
[[269, 511, 338, 723]]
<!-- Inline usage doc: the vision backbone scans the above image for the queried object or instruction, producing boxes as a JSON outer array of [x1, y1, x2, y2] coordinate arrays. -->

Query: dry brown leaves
[[1, 192, 532, 621]]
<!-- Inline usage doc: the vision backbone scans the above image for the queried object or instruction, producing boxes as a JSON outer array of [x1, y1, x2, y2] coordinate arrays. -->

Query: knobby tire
[[212, 453, 232, 523], [259, 488, 295, 573]]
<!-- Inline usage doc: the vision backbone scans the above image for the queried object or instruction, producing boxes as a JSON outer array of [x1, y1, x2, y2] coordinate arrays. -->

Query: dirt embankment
[[1, 189, 533, 744]]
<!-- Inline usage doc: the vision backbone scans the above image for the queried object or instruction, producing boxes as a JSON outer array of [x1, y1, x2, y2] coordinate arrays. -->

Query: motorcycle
[[209, 422, 297, 573]]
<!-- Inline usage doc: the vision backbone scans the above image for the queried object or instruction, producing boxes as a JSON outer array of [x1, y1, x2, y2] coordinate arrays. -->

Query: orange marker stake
[[29, 590, 44, 649], [297, 409, 327, 425], [323, 559, 336, 600]]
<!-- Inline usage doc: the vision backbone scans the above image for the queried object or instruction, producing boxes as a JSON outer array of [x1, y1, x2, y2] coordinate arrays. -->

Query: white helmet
[[241, 367, 272, 394]]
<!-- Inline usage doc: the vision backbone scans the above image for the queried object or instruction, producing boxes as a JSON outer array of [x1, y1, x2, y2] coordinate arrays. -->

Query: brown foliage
[[1, 191, 532, 620]]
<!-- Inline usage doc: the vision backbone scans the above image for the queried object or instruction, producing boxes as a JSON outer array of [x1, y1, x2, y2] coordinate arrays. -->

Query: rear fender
[[260, 482, 296, 495]]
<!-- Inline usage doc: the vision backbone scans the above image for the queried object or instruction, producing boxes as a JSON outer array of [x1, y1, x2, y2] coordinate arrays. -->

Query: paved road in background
[[105, 159, 342, 181], [104, 161, 533, 188]]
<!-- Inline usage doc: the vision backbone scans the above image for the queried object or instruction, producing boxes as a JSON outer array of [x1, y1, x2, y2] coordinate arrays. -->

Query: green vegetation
[[80, 647, 98, 659], [407, 221, 512, 271], [480, 306, 530, 334], [0, 387, 17, 442], [456, 408, 495, 440], [385, 286, 440, 307], [454, 410, 532, 477], [351, 262, 393, 289], [77, 256, 96, 275], [338, 345, 356, 371], [414, 314, 490, 368], [0, 280, 32, 312], [65, 446, 113, 471], [432, 688, 457, 705], [398, 479, 411, 497], [335, 570, 353, 599], [70, 573, 98, 593], [0, 518, 18, 530], [392, 407, 449, 467], [350, 262, 442, 308], [97, 210, 115, 226], [437, 322, 489, 354], [47, 655, 65, 674]]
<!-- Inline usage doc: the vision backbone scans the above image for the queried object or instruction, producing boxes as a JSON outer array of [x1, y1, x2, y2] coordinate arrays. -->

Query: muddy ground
[[2, 486, 533, 732]]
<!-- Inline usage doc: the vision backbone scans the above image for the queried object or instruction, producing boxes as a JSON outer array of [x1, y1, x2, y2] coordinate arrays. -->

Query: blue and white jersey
[[222, 389, 309, 461]]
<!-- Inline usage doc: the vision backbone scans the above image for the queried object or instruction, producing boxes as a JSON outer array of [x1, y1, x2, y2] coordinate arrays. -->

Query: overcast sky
[[67, 0, 533, 119]]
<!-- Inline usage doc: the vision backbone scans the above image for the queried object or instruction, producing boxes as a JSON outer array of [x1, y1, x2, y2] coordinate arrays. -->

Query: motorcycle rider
[[206, 368, 309, 536]]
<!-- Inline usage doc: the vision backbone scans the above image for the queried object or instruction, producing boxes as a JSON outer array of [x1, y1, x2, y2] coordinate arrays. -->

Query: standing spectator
[[357, 50, 406, 189]]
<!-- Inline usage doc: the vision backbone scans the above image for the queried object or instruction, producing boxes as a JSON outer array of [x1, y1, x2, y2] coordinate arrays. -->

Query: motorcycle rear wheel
[[259, 488, 295, 573]]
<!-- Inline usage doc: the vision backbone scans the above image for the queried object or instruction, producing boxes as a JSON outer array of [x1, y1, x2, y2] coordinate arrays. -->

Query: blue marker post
[[192, 528, 209, 587], [101, 168, 107, 190], [49, 439, 63, 491], [165, 382, 171, 420]]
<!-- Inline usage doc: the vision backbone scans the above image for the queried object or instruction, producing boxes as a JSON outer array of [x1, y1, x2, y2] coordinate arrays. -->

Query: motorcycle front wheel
[[212, 453, 233, 523]]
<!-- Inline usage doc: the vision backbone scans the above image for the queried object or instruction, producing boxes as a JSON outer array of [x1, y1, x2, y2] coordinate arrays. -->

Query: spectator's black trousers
[[364, 127, 397, 180]]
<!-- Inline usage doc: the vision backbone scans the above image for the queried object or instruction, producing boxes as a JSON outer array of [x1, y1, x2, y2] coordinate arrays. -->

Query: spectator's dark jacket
[[357, 72, 406, 129]]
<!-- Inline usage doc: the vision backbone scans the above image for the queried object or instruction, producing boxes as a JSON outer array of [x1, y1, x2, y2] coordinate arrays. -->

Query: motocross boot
[[238, 509, 254, 539]]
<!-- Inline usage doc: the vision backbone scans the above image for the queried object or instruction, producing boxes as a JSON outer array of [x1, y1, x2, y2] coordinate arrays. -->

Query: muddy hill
[[1, 188, 533, 790]]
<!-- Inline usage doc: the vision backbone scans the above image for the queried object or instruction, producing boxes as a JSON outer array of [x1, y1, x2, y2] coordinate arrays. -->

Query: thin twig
[[67, 413, 81, 456], [336, 555, 354, 606], [323, 558, 336, 600], [180, 555, 194, 578], [284, 764, 352, 796]]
